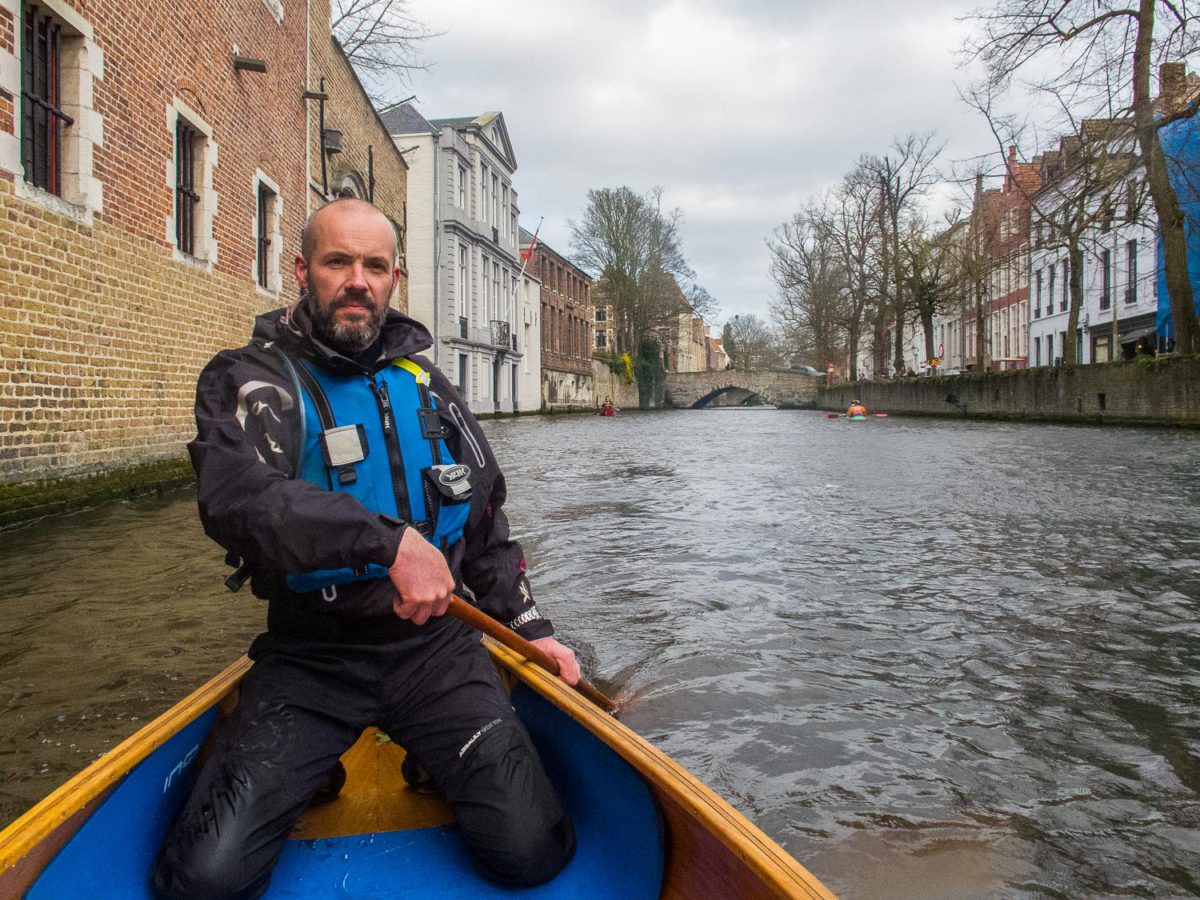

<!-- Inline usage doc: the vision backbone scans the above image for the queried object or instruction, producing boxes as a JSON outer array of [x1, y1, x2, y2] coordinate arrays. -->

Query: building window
[[1100, 249, 1111, 311], [479, 163, 487, 221], [458, 245, 469, 318], [596, 331, 607, 349], [1033, 336, 1041, 367], [458, 354, 469, 400], [1048, 265, 1056, 313], [1047, 334, 1055, 365], [1125, 240, 1137, 304], [458, 164, 467, 208], [1060, 260, 1068, 312], [254, 176, 280, 291], [1035, 269, 1042, 318], [20, 4, 73, 195], [175, 117, 202, 255], [595, 307, 607, 322], [491, 173, 499, 227]]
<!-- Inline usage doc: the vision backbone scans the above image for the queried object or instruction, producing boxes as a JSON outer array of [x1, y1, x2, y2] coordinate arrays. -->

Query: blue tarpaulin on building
[[1156, 109, 1200, 343]]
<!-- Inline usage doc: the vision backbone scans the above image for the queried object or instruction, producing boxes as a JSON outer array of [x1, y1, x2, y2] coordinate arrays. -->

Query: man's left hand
[[530, 637, 580, 686]]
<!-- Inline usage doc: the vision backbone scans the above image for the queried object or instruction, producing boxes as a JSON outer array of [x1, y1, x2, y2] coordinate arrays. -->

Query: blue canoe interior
[[1, 641, 836, 899]]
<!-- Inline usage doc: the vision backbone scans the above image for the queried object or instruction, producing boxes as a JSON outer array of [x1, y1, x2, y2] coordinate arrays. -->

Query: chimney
[[1159, 62, 1186, 113]]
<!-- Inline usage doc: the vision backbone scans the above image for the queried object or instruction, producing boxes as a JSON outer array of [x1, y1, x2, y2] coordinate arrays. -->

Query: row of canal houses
[[0, 0, 718, 491], [860, 63, 1200, 379]]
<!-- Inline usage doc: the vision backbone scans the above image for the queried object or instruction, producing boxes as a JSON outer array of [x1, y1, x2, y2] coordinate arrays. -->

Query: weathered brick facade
[[526, 232, 593, 409], [0, 0, 408, 493]]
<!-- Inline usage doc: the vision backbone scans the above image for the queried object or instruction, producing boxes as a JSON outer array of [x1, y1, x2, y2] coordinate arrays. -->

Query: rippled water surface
[[3, 410, 1199, 898]]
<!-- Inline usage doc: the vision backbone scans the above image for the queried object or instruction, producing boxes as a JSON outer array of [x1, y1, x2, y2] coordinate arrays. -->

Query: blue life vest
[[281, 355, 472, 595]]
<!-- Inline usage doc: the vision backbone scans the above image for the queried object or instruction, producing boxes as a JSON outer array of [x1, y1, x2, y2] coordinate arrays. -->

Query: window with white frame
[[1125, 239, 1137, 304], [479, 163, 488, 222], [3, 0, 104, 221], [458, 244, 469, 318], [169, 100, 216, 264], [254, 173, 281, 292], [458, 164, 467, 208]]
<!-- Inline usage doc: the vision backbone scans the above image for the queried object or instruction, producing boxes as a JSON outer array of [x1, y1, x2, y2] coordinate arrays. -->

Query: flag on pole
[[518, 217, 543, 280]]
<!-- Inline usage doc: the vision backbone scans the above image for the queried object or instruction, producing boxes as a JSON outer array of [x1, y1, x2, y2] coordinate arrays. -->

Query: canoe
[[0, 638, 835, 899], [847, 415, 867, 422]]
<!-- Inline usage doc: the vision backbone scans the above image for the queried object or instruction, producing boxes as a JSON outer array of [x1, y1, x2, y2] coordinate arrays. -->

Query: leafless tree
[[331, 0, 434, 103], [570, 187, 694, 354], [830, 166, 886, 380], [863, 133, 945, 374], [725, 314, 780, 372], [969, 0, 1200, 352], [768, 199, 848, 372]]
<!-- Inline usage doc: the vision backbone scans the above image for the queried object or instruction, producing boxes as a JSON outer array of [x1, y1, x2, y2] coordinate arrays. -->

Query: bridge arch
[[663, 370, 818, 410], [692, 385, 766, 409]]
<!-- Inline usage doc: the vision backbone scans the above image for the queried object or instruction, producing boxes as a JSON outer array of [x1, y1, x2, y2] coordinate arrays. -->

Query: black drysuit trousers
[[153, 615, 575, 898]]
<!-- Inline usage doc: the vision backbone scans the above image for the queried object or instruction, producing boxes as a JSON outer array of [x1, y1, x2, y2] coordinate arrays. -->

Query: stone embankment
[[821, 356, 1200, 427]]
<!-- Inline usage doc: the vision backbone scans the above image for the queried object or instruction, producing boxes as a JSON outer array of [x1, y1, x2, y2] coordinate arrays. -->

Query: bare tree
[[864, 133, 945, 374], [831, 166, 886, 380], [570, 187, 694, 355], [901, 217, 956, 366], [768, 199, 847, 371], [726, 314, 778, 372], [332, 0, 434, 103], [970, 0, 1200, 352]]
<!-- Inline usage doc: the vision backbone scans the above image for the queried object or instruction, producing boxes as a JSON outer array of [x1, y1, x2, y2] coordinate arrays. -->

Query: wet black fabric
[[153, 618, 575, 898], [187, 302, 551, 639]]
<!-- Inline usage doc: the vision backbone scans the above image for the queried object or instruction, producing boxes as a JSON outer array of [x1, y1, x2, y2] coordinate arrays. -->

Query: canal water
[[2, 410, 1198, 898]]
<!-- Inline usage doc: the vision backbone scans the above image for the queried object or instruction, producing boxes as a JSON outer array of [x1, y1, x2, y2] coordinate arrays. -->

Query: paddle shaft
[[447, 596, 619, 714]]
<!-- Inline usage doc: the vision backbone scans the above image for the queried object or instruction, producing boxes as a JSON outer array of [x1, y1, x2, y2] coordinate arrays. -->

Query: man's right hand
[[389, 526, 455, 625]]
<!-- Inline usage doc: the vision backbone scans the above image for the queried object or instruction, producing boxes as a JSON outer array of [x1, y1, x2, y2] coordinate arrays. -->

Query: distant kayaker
[[155, 199, 577, 897], [600, 396, 615, 415], [847, 400, 867, 417]]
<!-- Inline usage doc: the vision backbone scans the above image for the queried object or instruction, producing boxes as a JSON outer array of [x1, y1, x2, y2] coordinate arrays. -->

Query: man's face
[[296, 203, 400, 352]]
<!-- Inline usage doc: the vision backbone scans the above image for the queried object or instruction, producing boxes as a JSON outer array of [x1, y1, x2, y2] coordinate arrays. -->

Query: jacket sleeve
[[459, 473, 554, 641], [188, 347, 405, 575]]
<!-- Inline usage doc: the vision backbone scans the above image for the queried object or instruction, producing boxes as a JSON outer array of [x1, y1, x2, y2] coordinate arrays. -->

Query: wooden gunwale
[[481, 638, 835, 899], [0, 645, 835, 899], [0, 656, 252, 895]]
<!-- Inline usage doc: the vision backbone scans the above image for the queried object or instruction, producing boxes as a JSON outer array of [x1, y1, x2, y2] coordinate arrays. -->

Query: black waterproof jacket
[[188, 301, 553, 641]]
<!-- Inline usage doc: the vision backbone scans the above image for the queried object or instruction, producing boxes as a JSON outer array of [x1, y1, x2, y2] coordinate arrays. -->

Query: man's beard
[[309, 293, 387, 353]]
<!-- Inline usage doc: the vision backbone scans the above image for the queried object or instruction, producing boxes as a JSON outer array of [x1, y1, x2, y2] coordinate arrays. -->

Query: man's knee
[[475, 802, 576, 887], [153, 844, 268, 900], [442, 722, 576, 887]]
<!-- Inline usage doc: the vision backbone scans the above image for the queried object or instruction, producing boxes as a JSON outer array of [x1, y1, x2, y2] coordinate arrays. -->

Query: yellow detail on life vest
[[393, 357, 431, 386]]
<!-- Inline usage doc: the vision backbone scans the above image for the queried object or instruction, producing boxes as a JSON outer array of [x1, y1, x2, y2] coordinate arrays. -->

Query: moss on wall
[[0, 457, 195, 530]]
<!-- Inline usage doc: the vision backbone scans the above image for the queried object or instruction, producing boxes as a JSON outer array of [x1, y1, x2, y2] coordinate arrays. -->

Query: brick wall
[[0, 0, 408, 488], [820, 358, 1200, 427]]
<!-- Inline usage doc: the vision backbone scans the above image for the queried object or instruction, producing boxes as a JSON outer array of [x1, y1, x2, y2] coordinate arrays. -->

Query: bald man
[[155, 200, 577, 898]]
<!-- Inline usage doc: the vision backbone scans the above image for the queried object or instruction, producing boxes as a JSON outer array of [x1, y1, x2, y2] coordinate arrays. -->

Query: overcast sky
[[396, 0, 1002, 329]]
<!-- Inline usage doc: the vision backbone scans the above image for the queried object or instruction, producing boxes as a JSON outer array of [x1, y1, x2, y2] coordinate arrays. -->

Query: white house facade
[[1028, 140, 1160, 367], [384, 104, 526, 415]]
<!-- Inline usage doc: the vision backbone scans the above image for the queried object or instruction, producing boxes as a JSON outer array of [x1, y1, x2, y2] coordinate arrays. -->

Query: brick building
[[521, 227, 593, 410], [0, 0, 408, 493]]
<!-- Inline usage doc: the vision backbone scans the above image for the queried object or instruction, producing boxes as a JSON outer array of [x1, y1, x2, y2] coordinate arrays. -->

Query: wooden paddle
[[447, 596, 620, 715]]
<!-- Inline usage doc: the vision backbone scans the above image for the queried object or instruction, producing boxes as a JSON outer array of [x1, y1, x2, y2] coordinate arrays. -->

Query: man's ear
[[295, 254, 309, 289]]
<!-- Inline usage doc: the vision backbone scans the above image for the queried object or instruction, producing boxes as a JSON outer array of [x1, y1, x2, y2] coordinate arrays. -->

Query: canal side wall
[[591, 359, 653, 411], [820, 357, 1200, 427]]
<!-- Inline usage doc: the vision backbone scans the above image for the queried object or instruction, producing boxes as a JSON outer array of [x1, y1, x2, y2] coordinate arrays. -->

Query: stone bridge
[[664, 369, 820, 409]]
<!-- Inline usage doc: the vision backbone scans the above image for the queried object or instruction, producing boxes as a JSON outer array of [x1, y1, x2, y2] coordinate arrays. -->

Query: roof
[[379, 102, 436, 136]]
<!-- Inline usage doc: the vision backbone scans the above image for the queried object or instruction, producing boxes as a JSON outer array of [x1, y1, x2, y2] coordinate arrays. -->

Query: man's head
[[296, 198, 400, 353]]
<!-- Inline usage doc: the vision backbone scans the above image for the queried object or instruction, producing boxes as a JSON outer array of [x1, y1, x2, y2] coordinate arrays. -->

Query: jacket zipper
[[369, 376, 414, 528]]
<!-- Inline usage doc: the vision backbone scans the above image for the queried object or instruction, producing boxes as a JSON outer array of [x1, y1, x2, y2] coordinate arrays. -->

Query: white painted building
[[1028, 129, 1159, 367], [516, 269, 542, 412], [384, 104, 526, 415]]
